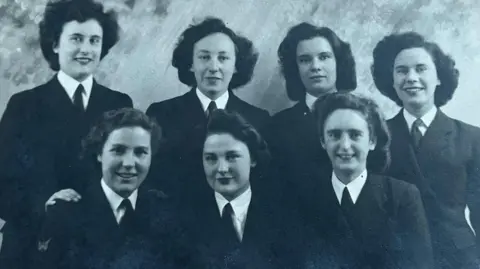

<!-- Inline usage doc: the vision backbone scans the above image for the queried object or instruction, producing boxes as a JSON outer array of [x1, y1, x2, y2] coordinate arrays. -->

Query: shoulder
[[371, 174, 421, 202], [229, 94, 270, 124], [146, 93, 190, 118], [271, 103, 303, 123], [94, 83, 132, 105]]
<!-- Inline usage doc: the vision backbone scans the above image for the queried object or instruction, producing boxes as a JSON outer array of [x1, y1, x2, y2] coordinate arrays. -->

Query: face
[[98, 127, 152, 198], [191, 33, 237, 100], [322, 109, 376, 180], [393, 47, 440, 114], [53, 19, 103, 81], [296, 37, 337, 97], [203, 133, 256, 201]]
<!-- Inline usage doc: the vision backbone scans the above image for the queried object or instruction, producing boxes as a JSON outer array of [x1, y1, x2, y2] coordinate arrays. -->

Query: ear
[[52, 42, 59, 54], [97, 154, 102, 163], [320, 138, 326, 149], [369, 136, 377, 151], [250, 160, 257, 168]]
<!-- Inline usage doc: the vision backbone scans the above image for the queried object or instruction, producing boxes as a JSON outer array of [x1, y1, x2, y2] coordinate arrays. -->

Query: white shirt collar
[[305, 92, 318, 111], [195, 88, 229, 111], [403, 106, 437, 133], [57, 70, 93, 108], [101, 178, 138, 213], [215, 187, 252, 217], [331, 170, 368, 204]]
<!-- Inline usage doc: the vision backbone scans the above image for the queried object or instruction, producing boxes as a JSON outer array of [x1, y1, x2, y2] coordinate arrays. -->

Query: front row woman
[[294, 93, 433, 268], [35, 108, 197, 269]]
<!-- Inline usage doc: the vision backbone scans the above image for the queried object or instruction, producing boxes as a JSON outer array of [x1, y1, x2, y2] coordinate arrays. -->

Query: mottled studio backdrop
[[1, 0, 480, 126]]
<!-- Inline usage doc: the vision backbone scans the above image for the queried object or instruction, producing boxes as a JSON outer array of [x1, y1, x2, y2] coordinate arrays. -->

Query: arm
[[466, 127, 480, 255], [397, 183, 433, 269]]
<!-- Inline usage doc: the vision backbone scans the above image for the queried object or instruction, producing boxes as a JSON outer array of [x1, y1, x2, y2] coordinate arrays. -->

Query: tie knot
[[120, 199, 133, 211], [412, 118, 424, 129], [341, 187, 354, 207], [75, 84, 85, 95], [206, 101, 217, 116], [222, 203, 233, 217]]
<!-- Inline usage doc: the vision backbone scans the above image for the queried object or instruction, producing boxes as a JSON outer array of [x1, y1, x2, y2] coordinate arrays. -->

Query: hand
[[45, 189, 82, 212]]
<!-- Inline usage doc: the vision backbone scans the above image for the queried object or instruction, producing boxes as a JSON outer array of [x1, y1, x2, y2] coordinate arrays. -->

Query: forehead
[[104, 127, 151, 147], [296, 36, 333, 56], [60, 19, 103, 37], [194, 32, 236, 53], [394, 47, 435, 67], [204, 133, 248, 152], [324, 109, 368, 131]]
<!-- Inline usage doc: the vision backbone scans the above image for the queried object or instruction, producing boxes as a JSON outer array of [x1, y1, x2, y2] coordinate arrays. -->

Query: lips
[[310, 75, 326, 80], [75, 57, 92, 64], [403, 87, 424, 93], [336, 154, 354, 161], [216, 177, 233, 184], [116, 172, 137, 179]]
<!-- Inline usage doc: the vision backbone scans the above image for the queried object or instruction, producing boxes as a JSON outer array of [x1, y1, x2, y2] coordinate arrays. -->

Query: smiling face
[[393, 47, 440, 116], [53, 19, 103, 81], [98, 126, 152, 198], [296, 36, 337, 97], [191, 32, 237, 100], [322, 109, 376, 183], [203, 133, 255, 201]]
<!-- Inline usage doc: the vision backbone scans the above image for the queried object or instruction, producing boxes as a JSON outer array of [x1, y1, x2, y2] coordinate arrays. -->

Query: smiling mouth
[[337, 154, 355, 161], [310, 75, 326, 80], [403, 87, 424, 93], [116, 173, 137, 179], [216, 177, 233, 184], [75, 58, 92, 64]]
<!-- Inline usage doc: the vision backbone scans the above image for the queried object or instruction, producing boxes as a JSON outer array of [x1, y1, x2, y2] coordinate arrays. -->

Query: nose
[[339, 134, 352, 149], [121, 152, 135, 168], [406, 69, 419, 82], [310, 57, 322, 71], [78, 41, 92, 54], [208, 58, 220, 73], [217, 158, 229, 173]]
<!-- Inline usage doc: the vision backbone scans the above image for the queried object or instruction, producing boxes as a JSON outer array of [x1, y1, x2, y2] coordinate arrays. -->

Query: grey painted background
[[1, 0, 480, 126]]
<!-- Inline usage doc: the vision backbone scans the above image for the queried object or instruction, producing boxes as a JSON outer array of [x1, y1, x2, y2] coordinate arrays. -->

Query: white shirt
[[196, 88, 229, 112], [305, 92, 319, 111], [403, 107, 437, 136], [57, 70, 93, 109], [332, 170, 368, 205], [215, 187, 252, 241], [100, 179, 138, 224]]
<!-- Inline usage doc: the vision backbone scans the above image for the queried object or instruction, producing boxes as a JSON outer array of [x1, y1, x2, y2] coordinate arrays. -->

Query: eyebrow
[[297, 51, 333, 57], [69, 33, 102, 38], [395, 63, 427, 69], [197, 50, 230, 54]]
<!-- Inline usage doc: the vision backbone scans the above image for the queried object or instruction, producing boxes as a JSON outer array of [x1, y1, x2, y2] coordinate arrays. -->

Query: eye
[[416, 65, 427, 73], [226, 152, 240, 162], [327, 131, 341, 140], [348, 130, 362, 140], [204, 154, 217, 163], [199, 55, 210, 61], [90, 37, 101, 45], [134, 148, 148, 157], [110, 146, 126, 155], [70, 36, 82, 43], [218, 55, 229, 62], [318, 53, 331, 61], [298, 56, 311, 64]]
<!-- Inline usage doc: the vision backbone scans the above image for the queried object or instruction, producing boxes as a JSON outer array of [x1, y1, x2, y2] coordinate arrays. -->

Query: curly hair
[[81, 108, 162, 159], [277, 22, 357, 101], [204, 109, 271, 170], [172, 17, 258, 90], [372, 31, 459, 107], [313, 92, 391, 173], [39, 0, 120, 71]]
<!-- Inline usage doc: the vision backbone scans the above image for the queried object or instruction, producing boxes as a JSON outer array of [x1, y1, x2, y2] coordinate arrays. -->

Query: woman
[[269, 23, 357, 202], [0, 0, 132, 267], [35, 108, 195, 269], [145, 17, 269, 200], [296, 92, 432, 268], [372, 32, 480, 269], [182, 109, 296, 269]]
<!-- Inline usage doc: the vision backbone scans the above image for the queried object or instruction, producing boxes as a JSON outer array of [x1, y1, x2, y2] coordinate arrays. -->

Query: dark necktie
[[119, 199, 135, 234], [411, 118, 424, 148], [206, 101, 217, 117], [221, 203, 239, 243], [73, 84, 85, 111], [341, 187, 354, 213]]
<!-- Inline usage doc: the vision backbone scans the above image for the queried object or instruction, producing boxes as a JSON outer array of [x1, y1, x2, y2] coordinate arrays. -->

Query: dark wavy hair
[[277, 23, 357, 101], [313, 92, 391, 173], [39, 0, 120, 71], [172, 17, 259, 90], [372, 32, 459, 107], [81, 108, 162, 159], [204, 109, 271, 170]]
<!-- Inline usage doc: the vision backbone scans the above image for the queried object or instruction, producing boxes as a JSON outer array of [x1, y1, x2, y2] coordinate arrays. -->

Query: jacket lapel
[[417, 110, 453, 163]]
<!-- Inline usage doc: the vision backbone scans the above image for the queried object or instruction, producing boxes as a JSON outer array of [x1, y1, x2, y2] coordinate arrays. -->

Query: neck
[[203, 89, 227, 101], [404, 103, 435, 119], [308, 87, 337, 98], [221, 184, 249, 202], [335, 169, 363, 185]]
